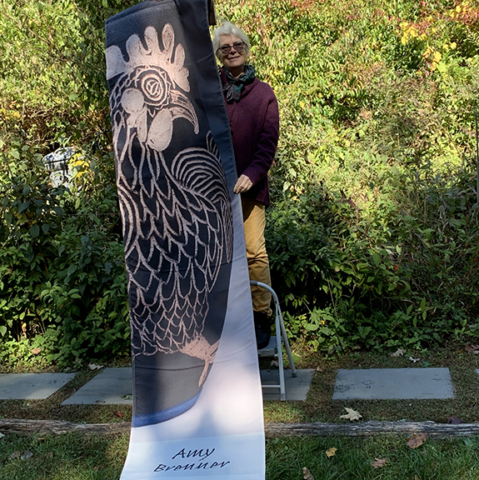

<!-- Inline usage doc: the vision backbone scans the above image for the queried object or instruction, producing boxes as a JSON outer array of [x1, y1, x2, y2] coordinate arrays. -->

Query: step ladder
[[251, 281, 297, 401]]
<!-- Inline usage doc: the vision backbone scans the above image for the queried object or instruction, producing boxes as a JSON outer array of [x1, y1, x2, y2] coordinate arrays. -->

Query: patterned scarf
[[222, 65, 256, 103]]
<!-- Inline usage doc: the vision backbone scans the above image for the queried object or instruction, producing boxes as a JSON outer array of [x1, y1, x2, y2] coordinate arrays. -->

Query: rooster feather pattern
[[106, 21, 233, 423]]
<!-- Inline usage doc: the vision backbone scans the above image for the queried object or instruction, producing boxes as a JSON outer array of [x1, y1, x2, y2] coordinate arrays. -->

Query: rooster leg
[[180, 336, 220, 386]]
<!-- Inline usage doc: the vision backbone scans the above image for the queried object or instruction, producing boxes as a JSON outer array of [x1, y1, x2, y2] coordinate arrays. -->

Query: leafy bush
[[0, 143, 129, 367], [1, 0, 479, 364]]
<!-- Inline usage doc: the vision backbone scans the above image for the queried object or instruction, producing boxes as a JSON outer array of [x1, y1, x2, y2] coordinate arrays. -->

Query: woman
[[213, 21, 280, 349]]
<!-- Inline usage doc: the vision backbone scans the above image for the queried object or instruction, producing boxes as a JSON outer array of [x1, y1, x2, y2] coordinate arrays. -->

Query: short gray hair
[[212, 21, 251, 59]]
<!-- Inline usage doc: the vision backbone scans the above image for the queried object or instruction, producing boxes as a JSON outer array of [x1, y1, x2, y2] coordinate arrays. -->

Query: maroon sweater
[[221, 69, 280, 206]]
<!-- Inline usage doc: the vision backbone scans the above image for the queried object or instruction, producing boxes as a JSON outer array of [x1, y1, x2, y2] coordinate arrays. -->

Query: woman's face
[[217, 34, 246, 72]]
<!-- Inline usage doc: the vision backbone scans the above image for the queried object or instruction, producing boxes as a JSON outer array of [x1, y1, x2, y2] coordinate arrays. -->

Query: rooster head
[[107, 24, 199, 153]]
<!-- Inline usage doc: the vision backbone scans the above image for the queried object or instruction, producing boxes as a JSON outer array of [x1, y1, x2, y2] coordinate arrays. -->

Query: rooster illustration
[[106, 24, 233, 390]]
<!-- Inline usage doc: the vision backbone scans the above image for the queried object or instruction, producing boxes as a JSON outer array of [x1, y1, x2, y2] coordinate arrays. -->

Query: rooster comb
[[106, 24, 191, 93]]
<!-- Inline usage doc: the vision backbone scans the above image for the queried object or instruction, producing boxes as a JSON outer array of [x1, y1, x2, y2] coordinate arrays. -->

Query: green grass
[[1, 433, 479, 480], [0, 433, 127, 480], [266, 435, 479, 480]]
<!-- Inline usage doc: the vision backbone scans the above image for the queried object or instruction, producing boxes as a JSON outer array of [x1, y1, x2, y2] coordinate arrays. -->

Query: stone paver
[[261, 369, 315, 401], [61, 367, 315, 405], [333, 368, 454, 400], [0, 373, 75, 400], [61, 368, 132, 405]]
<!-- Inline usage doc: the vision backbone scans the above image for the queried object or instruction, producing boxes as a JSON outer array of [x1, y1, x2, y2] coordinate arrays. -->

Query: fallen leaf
[[340, 407, 362, 421], [10, 451, 21, 459], [20, 450, 34, 460], [114, 410, 123, 418], [88, 363, 104, 371], [371, 458, 388, 468], [325, 447, 337, 458], [31, 347, 42, 355], [465, 345, 479, 354], [303, 466, 314, 480], [389, 348, 406, 357], [447, 416, 464, 424], [409, 356, 420, 363], [316, 367, 323, 373], [407, 433, 427, 449]]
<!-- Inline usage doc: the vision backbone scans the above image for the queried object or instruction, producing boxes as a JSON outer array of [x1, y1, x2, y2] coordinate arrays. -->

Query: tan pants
[[242, 196, 272, 316]]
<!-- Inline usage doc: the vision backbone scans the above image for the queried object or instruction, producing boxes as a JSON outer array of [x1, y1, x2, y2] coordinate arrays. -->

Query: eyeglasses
[[218, 42, 245, 55]]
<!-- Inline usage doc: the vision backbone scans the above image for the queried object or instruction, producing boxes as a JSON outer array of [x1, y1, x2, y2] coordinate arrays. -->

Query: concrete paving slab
[[261, 369, 315, 401], [0, 373, 75, 400], [62, 367, 315, 404], [333, 368, 454, 400], [62, 368, 132, 405]]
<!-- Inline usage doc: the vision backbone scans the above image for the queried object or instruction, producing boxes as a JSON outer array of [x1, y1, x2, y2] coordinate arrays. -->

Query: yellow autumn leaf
[[340, 407, 362, 421], [325, 447, 337, 458], [371, 458, 388, 468]]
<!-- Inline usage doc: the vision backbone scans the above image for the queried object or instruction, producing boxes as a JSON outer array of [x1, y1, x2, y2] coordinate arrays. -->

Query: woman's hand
[[233, 174, 253, 194]]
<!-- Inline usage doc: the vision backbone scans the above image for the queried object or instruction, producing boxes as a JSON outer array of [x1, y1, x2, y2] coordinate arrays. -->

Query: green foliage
[[1, 0, 479, 364], [0, 143, 129, 367]]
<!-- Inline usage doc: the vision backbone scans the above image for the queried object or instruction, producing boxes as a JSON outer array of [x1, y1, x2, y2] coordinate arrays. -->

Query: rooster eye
[[122, 88, 145, 114]]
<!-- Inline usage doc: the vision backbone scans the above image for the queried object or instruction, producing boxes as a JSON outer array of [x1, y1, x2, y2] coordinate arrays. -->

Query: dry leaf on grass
[[389, 348, 406, 357], [88, 363, 104, 371], [316, 366, 323, 373], [325, 447, 337, 458], [9, 450, 34, 460], [340, 407, 362, 421], [371, 458, 388, 468], [407, 433, 427, 449], [303, 466, 314, 480], [31, 347, 42, 355], [114, 410, 123, 418], [465, 345, 479, 354], [409, 356, 420, 363]]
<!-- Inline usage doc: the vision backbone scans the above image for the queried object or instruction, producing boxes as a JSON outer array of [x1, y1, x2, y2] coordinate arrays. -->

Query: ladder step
[[258, 336, 278, 357]]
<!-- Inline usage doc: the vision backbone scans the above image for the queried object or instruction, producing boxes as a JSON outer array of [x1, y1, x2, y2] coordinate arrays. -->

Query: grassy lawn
[[1, 432, 479, 480], [0, 345, 478, 479]]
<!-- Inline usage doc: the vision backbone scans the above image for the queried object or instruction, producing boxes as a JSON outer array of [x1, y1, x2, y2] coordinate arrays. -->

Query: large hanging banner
[[105, 0, 265, 478]]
